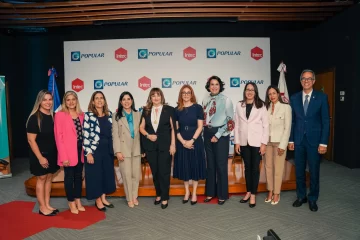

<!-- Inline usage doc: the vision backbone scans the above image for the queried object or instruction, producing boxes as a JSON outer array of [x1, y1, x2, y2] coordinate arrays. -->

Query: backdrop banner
[[64, 37, 271, 156], [0, 75, 12, 178]]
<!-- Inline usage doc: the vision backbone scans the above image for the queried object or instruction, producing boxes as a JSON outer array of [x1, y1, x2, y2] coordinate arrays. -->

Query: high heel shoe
[[271, 195, 280, 205], [240, 196, 250, 203], [161, 201, 168, 209], [265, 196, 273, 203], [183, 192, 191, 204], [203, 197, 213, 203], [68, 202, 79, 214], [95, 202, 106, 212], [133, 199, 139, 206], [39, 210, 56, 216], [128, 202, 134, 208], [154, 198, 161, 205]]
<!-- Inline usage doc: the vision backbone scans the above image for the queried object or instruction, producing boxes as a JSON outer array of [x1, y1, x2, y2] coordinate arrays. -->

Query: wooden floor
[[24, 159, 307, 197]]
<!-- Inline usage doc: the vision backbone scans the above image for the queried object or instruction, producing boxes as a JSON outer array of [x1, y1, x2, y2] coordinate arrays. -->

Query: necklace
[[153, 107, 160, 124]]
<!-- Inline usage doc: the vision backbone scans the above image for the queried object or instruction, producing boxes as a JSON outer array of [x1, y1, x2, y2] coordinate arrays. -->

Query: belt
[[179, 125, 197, 131], [204, 124, 225, 129]]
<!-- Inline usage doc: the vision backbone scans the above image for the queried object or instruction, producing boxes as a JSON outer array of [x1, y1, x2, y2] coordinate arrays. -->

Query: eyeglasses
[[301, 77, 314, 82], [245, 89, 255, 92], [182, 92, 191, 95]]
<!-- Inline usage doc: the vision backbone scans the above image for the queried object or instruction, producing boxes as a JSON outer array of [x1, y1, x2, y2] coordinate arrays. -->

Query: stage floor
[[25, 159, 306, 197]]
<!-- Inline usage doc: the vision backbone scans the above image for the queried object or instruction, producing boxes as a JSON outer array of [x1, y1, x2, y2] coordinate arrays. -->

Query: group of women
[[26, 75, 291, 216]]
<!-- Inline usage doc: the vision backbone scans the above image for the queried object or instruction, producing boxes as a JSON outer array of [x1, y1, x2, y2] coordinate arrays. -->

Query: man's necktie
[[304, 95, 309, 115]]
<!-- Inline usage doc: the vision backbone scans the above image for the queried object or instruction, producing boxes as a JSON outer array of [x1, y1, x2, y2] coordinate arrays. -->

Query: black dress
[[26, 111, 59, 176], [85, 115, 116, 200], [173, 104, 206, 181]]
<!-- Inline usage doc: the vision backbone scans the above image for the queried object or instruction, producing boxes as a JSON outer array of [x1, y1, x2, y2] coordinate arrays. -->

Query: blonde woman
[[54, 91, 85, 214], [26, 89, 60, 216], [83, 91, 115, 211]]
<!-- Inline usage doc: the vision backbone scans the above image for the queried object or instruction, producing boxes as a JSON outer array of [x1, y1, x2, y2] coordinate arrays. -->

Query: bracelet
[[192, 138, 196, 141]]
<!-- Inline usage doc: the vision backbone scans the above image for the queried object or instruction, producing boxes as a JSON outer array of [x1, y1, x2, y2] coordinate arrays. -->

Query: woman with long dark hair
[[26, 89, 60, 216], [112, 91, 143, 208], [234, 82, 269, 208], [139, 88, 176, 209], [263, 85, 291, 205], [83, 91, 115, 211]]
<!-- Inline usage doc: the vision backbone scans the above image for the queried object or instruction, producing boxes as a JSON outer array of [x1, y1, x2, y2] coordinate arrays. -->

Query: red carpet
[[0, 201, 106, 240]]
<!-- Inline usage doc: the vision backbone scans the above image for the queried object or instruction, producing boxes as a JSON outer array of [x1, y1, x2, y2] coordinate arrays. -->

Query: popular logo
[[207, 48, 241, 58], [138, 49, 173, 59], [94, 79, 104, 89], [162, 78, 172, 88], [207, 48, 217, 58], [71, 51, 80, 61], [72, 78, 84, 92], [94, 79, 128, 89], [71, 51, 104, 61], [251, 46, 263, 61], [115, 48, 127, 62], [138, 76, 151, 91], [230, 77, 240, 87], [138, 49, 148, 59], [241, 79, 264, 85], [183, 47, 196, 61]]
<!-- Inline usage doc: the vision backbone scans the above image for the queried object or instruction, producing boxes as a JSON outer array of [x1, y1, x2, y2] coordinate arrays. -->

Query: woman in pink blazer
[[234, 83, 269, 208], [54, 91, 85, 214]]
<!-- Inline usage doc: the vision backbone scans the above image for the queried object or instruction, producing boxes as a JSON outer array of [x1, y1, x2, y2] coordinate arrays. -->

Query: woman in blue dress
[[173, 85, 206, 205], [83, 91, 116, 211]]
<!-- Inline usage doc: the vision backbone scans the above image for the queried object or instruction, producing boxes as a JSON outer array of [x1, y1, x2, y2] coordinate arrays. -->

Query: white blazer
[[234, 102, 269, 147], [267, 102, 292, 150]]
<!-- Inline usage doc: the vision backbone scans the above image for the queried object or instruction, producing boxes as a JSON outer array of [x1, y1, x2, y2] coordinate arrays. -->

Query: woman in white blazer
[[264, 85, 292, 205], [234, 82, 269, 208]]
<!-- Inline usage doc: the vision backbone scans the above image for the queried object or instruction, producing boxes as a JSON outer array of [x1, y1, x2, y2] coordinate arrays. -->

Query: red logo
[[251, 46, 263, 61], [72, 78, 84, 92], [138, 76, 151, 91], [115, 47, 127, 62], [183, 47, 196, 61]]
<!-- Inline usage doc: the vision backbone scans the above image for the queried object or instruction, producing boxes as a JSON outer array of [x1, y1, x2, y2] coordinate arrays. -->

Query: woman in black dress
[[26, 89, 60, 216], [173, 85, 206, 205], [83, 91, 115, 211]]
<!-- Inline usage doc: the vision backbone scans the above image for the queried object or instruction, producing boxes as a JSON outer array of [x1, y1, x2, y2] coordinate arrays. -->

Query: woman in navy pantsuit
[[83, 91, 115, 212]]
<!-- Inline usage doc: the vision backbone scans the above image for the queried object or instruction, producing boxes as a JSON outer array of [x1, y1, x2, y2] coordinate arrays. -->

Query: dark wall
[[0, 5, 359, 168]]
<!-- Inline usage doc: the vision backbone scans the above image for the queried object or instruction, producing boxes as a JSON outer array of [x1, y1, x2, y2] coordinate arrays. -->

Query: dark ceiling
[[0, 0, 356, 29]]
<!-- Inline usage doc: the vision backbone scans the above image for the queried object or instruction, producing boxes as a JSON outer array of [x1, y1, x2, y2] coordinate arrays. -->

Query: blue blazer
[[289, 90, 330, 147]]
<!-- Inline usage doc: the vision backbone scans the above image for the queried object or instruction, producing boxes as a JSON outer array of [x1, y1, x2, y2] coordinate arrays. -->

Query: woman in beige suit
[[264, 85, 292, 205], [112, 91, 142, 208]]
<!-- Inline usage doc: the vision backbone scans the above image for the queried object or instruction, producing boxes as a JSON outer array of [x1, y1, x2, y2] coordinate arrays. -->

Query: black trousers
[[204, 127, 229, 200], [146, 150, 172, 201], [64, 142, 83, 201], [241, 145, 261, 194]]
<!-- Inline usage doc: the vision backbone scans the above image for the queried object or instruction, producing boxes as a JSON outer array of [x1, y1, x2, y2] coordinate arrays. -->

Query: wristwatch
[[192, 138, 196, 141]]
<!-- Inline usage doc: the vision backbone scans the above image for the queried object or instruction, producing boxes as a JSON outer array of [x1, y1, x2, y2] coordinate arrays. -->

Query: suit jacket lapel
[[273, 102, 280, 116], [120, 116, 130, 132], [297, 93, 305, 117], [133, 112, 139, 136], [68, 114, 77, 134], [306, 91, 317, 116], [156, 106, 166, 133]]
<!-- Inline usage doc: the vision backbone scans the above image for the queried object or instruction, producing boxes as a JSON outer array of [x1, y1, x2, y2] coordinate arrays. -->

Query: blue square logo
[[94, 79, 104, 89], [71, 51, 81, 61], [138, 49, 148, 59], [230, 77, 240, 87], [207, 48, 216, 58], [162, 78, 172, 88]]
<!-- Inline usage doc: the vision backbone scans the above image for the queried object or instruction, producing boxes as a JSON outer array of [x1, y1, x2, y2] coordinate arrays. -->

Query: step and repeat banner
[[64, 38, 271, 155], [0, 75, 11, 179]]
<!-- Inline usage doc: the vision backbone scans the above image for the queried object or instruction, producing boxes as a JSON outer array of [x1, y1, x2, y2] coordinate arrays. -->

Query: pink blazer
[[54, 111, 84, 166], [234, 102, 269, 147]]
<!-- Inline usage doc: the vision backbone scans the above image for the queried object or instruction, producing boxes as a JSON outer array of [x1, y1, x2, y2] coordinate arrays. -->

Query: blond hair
[[26, 90, 53, 130], [60, 91, 83, 114]]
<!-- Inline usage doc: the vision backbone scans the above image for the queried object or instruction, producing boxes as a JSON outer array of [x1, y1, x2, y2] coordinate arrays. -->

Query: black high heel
[[204, 197, 213, 203], [95, 202, 106, 212], [39, 210, 56, 216], [240, 195, 250, 203]]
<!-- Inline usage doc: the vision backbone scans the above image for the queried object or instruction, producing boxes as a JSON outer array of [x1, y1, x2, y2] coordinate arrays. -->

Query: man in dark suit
[[288, 69, 330, 212]]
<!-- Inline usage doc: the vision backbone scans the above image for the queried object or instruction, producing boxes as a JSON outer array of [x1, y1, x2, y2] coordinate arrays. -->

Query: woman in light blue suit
[[83, 91, 115, 212]]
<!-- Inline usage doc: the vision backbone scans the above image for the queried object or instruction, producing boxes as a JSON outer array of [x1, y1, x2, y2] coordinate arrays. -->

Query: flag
[[48, 67, 61, 112], [277, 62, 290, 103]]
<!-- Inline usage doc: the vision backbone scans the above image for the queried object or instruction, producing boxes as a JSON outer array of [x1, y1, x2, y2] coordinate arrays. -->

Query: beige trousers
[[119, 155, 141, 201], [264, 142, 286, 194]]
